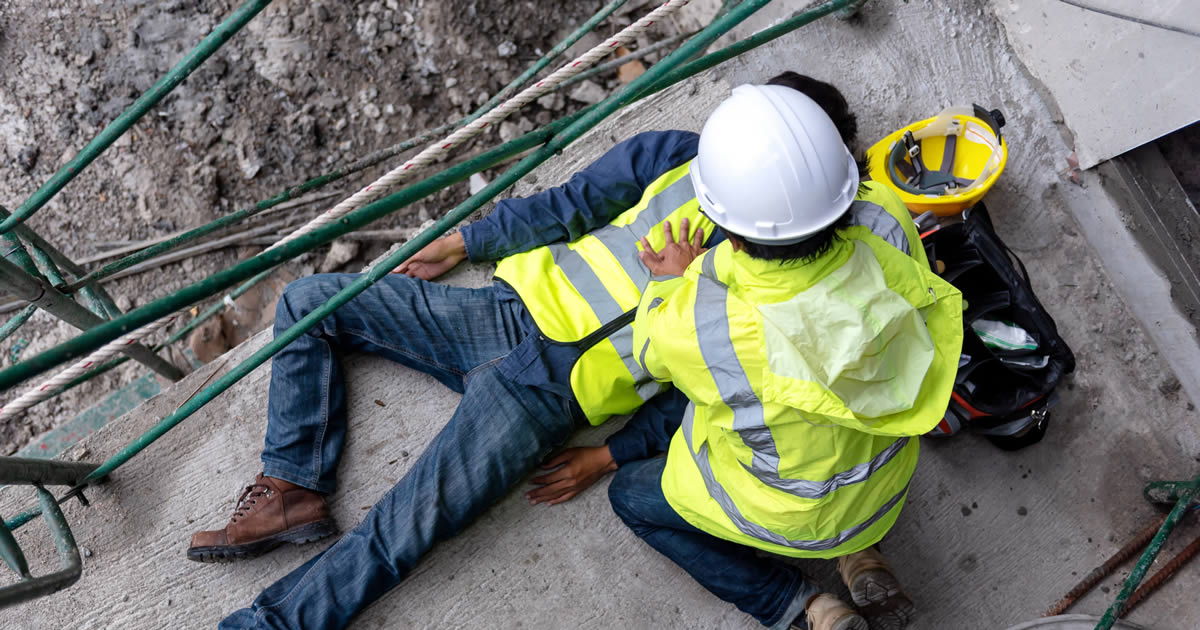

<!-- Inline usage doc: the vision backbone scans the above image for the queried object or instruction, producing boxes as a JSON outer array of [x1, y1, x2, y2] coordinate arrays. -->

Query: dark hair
[[727, 71, 864, 264], [766, 71, 857, 145], [727, 213, 854, 265]]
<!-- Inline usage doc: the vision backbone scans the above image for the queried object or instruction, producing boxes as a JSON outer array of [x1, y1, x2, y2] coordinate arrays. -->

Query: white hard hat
[[690, 84, 859, 244]]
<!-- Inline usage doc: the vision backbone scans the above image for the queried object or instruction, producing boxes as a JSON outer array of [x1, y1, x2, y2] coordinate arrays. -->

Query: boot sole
[[832, 615, 870, 630], [849, 569, 915, 630], [187, 518, 338, 563]]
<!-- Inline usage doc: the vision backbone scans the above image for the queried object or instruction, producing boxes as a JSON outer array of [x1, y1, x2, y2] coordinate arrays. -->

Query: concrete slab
[[990, 0, 1200, 168], [4, 1, 1200, 629]]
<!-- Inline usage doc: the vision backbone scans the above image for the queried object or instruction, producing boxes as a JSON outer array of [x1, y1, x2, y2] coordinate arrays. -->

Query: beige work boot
[[800, 593, 868, 630], [837, 547, 915, 630]]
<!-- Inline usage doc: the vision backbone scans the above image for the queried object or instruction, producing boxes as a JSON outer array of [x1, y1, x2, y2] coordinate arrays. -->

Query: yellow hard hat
[[866, 105, 1007, 215]]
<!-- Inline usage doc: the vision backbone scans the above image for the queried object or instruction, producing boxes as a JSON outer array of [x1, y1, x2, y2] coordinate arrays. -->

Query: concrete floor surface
[[3, 1, 1200, 628]]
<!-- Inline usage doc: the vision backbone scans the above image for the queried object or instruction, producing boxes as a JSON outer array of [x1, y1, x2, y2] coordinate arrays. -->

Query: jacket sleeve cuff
[[460, 223, 496, 262], [606, 428, 651, 467]]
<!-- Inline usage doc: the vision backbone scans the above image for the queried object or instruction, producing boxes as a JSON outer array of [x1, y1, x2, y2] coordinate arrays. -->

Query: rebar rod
[[0, 0, 273, 235], [66, 176, 352, 292], [1096, 474, 1200, 629], [1043, 514, 1167, 616], [1123, 527, 1200, 614]]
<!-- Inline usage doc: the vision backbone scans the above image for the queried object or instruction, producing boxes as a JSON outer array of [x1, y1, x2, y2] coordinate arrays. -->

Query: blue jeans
[[221, 274, 580, 629], [608, 457, 820, 629]]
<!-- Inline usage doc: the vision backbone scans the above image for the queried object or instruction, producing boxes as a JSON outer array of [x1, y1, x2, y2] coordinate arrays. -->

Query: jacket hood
[[755, 240, 946, 436]]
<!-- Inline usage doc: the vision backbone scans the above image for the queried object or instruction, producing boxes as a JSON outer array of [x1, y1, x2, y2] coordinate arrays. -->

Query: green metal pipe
[[0, 305, 36, 345], [556, 31, 695, 92], [3, 0, 854, 531], [67, 0, 626, 292], [14, 224, 127, 320], [646, 0, 855, 96], [0, 206, 89, 280], [1095, 475, 1200, 629], [0, 0, 273, 235], [0, 234, 39, 277], [0, 121, 558, 390], [0, 511, 31, 579], [76, 0, 801, 495], [0, 254, 183, 381], [23, 241, 107, 319], [67, 172, 346, 292], [0, 0, 854, 393], [0, 456, 99, 487], [0, 487, 82, 610]]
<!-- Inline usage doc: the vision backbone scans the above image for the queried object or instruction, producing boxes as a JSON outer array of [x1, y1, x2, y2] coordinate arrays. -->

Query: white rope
[[269, 0, 690, 250], [3, 3, 691, 421], [0, 313, 182, 420]]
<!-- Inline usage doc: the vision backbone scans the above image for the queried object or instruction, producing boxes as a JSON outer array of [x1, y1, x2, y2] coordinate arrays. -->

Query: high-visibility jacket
[[495, 161, 714, 425], [633, 187, 963, 558]]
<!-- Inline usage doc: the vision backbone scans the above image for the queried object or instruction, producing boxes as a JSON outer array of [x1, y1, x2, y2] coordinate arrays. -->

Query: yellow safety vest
[[494, 161, 714, 425], [634, 184, 964, 559]]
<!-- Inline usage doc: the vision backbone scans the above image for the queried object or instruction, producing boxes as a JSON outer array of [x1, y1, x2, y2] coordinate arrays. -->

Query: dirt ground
[[0, 0, 685, 453]]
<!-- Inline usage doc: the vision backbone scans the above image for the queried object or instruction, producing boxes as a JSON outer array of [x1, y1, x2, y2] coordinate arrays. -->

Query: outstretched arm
[[524, 389, 690, 506], [462, 130, 699, 262]]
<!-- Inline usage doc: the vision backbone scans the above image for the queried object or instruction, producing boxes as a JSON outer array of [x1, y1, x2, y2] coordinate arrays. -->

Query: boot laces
[[230, 483, 272, 523]]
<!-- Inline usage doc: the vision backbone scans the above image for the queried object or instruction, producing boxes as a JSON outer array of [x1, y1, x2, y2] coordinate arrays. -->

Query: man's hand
[[526, 446, 617, 506], [394, 232, 467, 280], [639, 218, 706, 277]]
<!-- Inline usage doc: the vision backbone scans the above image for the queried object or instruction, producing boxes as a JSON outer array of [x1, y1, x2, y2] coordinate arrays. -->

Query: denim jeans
[[608, 457, 820, 629], [221, 274, 580, 629]]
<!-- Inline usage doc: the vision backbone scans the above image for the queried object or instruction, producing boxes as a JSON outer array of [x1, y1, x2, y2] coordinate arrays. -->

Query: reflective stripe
[[638, 297, 665, 377], [609, 323, 662, 399], [694, 270, 779, 475], [749, 437, 910, 499], [543, 173, 694, 403], [846, 200, 909, 256], [681, 402, 909, 552], [549, 243, 624, 322], [549, 243, 655, 399], [590, 174, 697, 288], [700, 250, 722, 287], [694, 262, 908, 500]]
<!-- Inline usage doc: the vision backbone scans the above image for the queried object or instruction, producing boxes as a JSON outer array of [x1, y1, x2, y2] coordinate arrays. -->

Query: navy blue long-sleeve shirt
[[458, 130, 714, 465]]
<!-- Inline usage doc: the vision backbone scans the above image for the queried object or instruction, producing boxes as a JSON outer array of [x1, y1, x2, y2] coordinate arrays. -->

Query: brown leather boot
[[187, 473, 337, 562], [801, 593, 868, 630], [837, 547, 914, 630]]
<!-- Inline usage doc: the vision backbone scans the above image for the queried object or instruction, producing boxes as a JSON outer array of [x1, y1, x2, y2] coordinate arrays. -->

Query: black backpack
[[919, 203, 1075, 450]]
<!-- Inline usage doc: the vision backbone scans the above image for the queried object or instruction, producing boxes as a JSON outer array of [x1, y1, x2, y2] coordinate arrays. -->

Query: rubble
[[0, 0, 620, 453]]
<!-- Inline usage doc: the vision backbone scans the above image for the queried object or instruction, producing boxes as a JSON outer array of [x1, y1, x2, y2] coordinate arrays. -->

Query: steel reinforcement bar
[[0, 0, 273, 235], [1095, 472, 1200, 629], [3, 0, 861, 531]]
